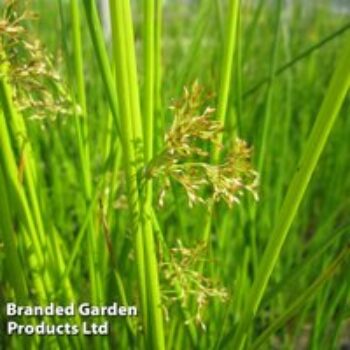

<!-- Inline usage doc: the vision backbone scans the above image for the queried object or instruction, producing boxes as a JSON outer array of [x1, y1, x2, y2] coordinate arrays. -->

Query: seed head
[[161, 240, 229, 329], [0, 1, 77, 121], [145, 82, 259, 207]]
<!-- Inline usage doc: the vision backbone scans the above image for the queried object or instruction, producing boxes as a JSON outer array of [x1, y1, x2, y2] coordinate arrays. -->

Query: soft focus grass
[[0, 0, 349, 349]]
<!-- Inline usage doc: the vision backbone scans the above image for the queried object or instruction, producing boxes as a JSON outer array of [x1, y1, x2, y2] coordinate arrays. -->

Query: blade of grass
[[252, 247, 349, 349], [244, 21, 350, 98], [230, 34, 350, 349]]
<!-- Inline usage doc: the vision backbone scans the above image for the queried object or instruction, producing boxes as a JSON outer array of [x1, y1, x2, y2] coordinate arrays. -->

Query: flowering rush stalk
[[84, 0, 166, 348]]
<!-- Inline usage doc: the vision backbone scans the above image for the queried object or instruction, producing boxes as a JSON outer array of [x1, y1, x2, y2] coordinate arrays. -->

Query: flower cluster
[[161, 240, 228, 330], [0, 1, 76, 120], [145, 81, 259, 207]]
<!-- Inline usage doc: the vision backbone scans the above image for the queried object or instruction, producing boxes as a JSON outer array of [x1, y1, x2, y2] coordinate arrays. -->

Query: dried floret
[[0, 1, 77, 121], [161, 240, 229, 330], [145, 81, 259, 207]]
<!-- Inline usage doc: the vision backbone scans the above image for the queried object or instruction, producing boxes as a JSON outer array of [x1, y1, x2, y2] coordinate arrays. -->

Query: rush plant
[[0, 1, 349, 349]]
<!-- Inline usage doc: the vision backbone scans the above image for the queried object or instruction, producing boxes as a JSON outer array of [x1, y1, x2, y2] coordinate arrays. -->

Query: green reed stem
[[70, 11, 104, 350], [216, 0, 240, 145], [257, 0, 282, 173], [83, 0, 120, 134], [0, 68, 49, 302], [0, 165, 28, 303]]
